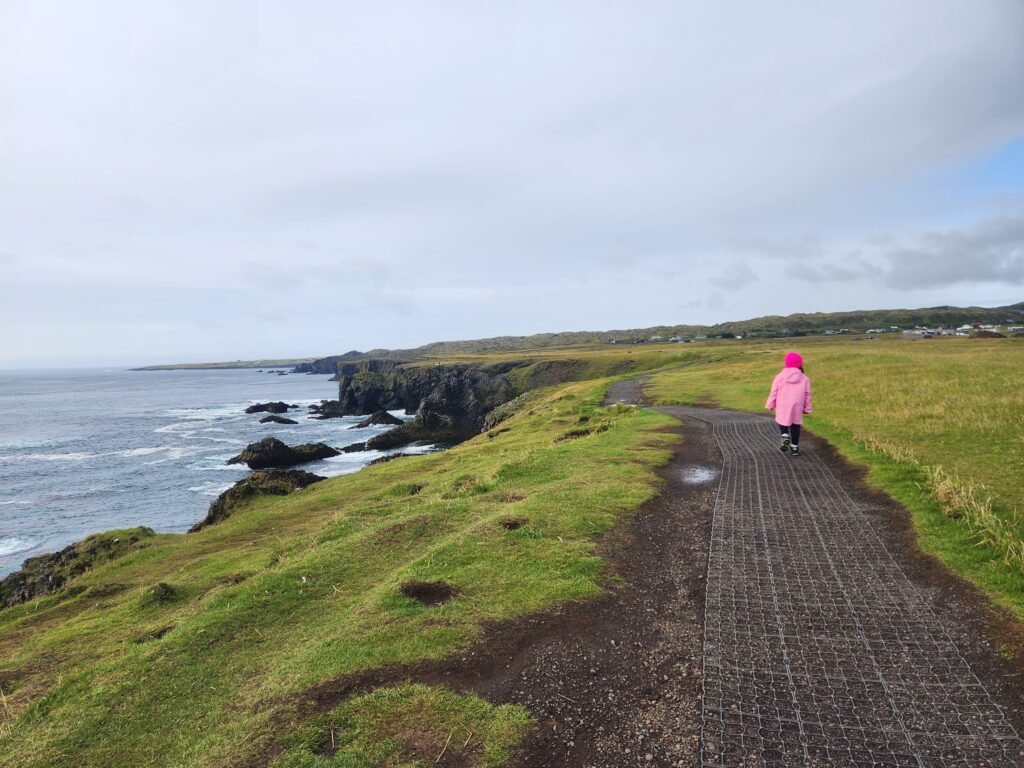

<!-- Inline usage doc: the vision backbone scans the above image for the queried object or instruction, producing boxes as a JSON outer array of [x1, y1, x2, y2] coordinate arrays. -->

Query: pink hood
[[765, 367, 812, 426]]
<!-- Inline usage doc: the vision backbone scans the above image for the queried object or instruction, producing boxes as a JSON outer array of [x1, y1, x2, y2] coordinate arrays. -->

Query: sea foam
[[0, 537, 36, 557]]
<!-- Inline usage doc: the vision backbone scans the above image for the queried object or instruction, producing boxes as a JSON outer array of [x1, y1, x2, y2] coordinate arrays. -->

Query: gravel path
[[669, 407, 1022, 767]]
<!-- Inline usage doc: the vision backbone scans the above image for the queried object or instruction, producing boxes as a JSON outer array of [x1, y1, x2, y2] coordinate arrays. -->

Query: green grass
[[0, 378, 677, 768], [5, 334, 1022, 766], [646, 335, 1024, 619], [277, 684, 530, 767]]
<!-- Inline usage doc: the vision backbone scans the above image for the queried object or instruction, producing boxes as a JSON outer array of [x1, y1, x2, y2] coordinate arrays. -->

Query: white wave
[[119, 446, 173, 457], [191, 435, 246, 445], [154, 421, 194, 434], [165, 404, 249, 421], [0, 537, 36, 557], [1, 451, 97, 462], [0, 435, 74, 450], [188, 457, 249, 471], [0, 498, 32, 506], [188, 481, 235, 497], [142, 446, 206, 464]]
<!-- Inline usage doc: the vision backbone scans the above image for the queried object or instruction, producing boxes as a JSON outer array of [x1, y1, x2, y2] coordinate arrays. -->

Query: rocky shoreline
[[0, 359, 526, 608]]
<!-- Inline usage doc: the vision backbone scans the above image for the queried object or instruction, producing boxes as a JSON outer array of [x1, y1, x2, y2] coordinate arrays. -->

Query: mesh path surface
[[661, 406, 1021, 768]]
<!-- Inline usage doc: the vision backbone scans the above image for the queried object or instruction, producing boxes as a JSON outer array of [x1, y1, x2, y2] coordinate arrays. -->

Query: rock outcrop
[[307, 400, 348, 419], [292, 352, 367, 375], [259, 414, 298, 425], [0, 528, 156, 608], [189, 470, 325, 532], [245, 402, 295, 414], [351, 410, 405, 428], [226, 437, 339, 469], [361, 364, 517, 450], [333, 360, 420, 414], [300, 359, 519, 450]]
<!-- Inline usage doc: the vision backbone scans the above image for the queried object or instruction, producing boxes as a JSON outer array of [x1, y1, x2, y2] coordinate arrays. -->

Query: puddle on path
[[680, 465, 719, 485]]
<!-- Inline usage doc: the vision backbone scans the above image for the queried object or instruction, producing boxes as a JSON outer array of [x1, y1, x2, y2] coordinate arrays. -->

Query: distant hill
[[314, 302, 1024, 362]]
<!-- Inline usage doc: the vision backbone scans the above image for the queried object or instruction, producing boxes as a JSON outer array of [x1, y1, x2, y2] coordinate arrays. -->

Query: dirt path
[[668, 406, 1023, 767]]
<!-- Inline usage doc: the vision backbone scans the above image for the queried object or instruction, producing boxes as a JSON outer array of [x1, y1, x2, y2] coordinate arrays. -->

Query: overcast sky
[[2, 1, 1023, 366]]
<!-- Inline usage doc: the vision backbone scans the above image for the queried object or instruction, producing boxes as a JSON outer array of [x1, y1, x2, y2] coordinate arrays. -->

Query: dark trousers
[[779, 423, 801, 445]]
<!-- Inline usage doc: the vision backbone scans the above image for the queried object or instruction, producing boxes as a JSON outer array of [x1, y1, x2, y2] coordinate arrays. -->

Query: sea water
[[0, 367, 429, 577]]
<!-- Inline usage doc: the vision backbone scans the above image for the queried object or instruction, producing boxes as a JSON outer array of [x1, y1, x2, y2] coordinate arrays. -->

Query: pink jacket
[[765, 367, 812, 426]]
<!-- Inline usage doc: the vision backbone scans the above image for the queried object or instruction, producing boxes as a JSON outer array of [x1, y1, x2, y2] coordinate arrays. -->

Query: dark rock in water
[[341, 442, 367, 453], [0, 527, 157, 608], [189, 470, 326, 532], [308, 400, 349, 419], [245, 401, 294, 414], [259, 414, 298, 425], [226, 437, 339, 469], [350, 410, 404, 429]]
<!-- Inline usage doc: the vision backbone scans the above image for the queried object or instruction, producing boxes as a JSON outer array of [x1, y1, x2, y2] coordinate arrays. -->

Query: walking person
[[765, 351, 812, 455]]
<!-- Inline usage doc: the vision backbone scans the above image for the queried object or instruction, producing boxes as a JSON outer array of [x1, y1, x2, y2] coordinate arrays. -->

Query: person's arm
[[765, 376, 779, 409], [803, 379, 813, 414]]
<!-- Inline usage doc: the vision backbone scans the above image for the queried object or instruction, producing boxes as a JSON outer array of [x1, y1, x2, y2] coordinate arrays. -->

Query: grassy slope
[[647, 335, 1024, 619], [3, 336, 1023, 765], [0, 379, 677, 768], [373, 303, 1024, 356]]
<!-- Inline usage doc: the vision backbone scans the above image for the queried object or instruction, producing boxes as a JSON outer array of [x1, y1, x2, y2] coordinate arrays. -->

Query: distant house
[[649, 335, 663, 342]]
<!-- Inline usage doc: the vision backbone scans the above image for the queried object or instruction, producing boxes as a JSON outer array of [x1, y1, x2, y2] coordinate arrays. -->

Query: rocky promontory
[[326, 360, 518, 447], [0, 527, 157, 608], [189, 470, 326, 532], [226, 437, 339, 469]]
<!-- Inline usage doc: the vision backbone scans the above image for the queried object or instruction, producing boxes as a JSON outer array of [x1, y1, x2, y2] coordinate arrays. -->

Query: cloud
[[880, 216, 1024, 288], [710, 261, 758, 290], [781, 215, 1024, 290], [1, 1, 1024, 364]]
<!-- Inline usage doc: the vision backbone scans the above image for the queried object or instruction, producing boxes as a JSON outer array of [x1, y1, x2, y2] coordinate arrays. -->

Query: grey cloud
[[2, 2, 1024, 365], [711, 261, 758, 290], [881, 216, 1024, 289], [783, 253, 874, 284]]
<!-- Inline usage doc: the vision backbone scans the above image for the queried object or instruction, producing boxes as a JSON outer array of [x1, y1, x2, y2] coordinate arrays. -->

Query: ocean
[[0, 367, 430, 577]]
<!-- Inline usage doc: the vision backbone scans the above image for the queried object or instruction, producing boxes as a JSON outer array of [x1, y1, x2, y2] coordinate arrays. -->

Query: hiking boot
[[790, 445, 800, 456], [780, 433, 791, 452]]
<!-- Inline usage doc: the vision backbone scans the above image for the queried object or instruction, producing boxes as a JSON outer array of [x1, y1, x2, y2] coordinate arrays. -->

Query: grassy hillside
[[0, 378, 678, 767], [647, 335, 1024, 618], [360, 302, 1024, 357], [3, 335, 1023, 766]]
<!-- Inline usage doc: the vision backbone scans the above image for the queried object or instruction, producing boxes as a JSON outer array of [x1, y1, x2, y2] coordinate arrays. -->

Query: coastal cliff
[[323, 359, 518, 449]]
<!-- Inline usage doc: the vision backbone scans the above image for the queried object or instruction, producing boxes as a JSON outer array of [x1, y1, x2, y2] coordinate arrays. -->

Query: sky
[[1, 1, 1023, 367]]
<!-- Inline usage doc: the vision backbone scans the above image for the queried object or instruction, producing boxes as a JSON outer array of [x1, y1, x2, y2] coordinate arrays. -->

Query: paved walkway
[[662, 407, 1021, 767]]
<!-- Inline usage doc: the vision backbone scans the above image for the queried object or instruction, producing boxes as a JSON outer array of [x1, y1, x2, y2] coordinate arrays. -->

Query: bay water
[[0, 367, 428, 577]]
